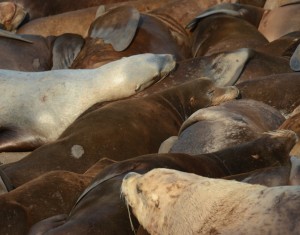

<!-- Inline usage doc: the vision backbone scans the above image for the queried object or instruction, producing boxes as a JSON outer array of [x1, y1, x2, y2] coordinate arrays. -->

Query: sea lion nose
[[123, 172, 140, 181]]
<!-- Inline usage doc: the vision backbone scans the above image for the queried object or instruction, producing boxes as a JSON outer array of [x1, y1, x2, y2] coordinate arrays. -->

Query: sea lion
[[0, 33, 84, 71], [29, 129, 296, 235], [16, 0, 177, 37], [1, 78, 239, 186], [0, 158, 115, 235], [136, 47, 293, 98], [3, 0, 132, 20], [236, 73, 300, 117], [255, 31, 300, 57], [234, 49, 292, 83], [259, 3, 300, 42], [187, 13, 268, 57], [0, 53, 175, 152], [161, 99, 285, 155], [70, 6, 191, 69], [225, 156, 300, 186], [135, 48, 251, 98], [122, 167, 300, 235], [186, 2, 265, 29]]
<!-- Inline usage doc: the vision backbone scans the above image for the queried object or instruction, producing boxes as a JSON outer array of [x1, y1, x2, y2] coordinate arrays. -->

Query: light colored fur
[[122, 168, 300, 235], [0, 53, 175, 142]]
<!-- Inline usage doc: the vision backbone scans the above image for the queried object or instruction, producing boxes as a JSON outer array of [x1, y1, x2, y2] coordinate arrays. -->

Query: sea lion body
[[236, 73, 300, 116], [259, 3, 300, 42], [71, 7, 191, 69], [30, 129, 297, 234], [188, 14, 268, 57], [166, 99, 285, 155], [1, 78, 239, 186], [122, 168, 300, 235], [0, 53, 175, 151]]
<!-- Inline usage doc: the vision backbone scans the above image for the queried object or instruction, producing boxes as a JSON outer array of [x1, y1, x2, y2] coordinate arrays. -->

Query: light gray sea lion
[[0, 53, 175, 152]]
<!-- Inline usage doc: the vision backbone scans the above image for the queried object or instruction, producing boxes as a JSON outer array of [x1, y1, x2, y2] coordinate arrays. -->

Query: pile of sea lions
[[0, 0, 300, 234]]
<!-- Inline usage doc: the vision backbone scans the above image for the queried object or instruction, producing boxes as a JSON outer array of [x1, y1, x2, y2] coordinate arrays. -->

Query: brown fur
[[0, 157, 114, 235], [1, 78, 239, 187], [236, 73, 300, 116], [30, 129, 296, 234]]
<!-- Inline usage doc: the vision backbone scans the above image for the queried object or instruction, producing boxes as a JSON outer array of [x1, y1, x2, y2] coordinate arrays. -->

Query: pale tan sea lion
[[122, 167, 300, 235]]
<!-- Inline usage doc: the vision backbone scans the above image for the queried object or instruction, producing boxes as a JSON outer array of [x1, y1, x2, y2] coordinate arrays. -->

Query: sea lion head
[[121, 169, 189, 234]]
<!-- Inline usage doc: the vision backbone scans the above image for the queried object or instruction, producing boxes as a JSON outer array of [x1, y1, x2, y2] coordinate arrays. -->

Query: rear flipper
[[0, 126, 46, 152]]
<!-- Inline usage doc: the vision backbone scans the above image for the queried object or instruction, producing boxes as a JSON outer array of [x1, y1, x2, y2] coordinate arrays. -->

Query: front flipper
[[88, 5, 140, 51], [0, 29, 32, 43], [0, 126, 46, 152], [51, 33, 85, 70], [203, 48, 252, 86], [290, 43, 300, 71], [0, 167, 14, 194]]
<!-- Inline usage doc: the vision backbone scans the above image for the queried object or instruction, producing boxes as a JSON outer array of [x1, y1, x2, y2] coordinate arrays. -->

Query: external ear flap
[[186, 3, 241, 30], [0, 29, 32, 43], [51, 33, 84, 70], [88, 5, 140, 51], [290, 43, 300, 71]]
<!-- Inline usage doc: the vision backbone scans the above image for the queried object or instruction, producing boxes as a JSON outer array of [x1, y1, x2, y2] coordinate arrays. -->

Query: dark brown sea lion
[[0, 33, 84, 71], [70, 6, 191, 68], [16, 0, 177, 37], [187, 13, 268, 57], [136, 47, 293, 98], [0, 158, 115, 235], [236, 73, 300, 116], [2, 0, 132, 20], [162, 99, 285, 155], [235, 49, 292, 83], [29, 129, 296, 235], [225, 156, 300, 186], [1, 78, 239, 187], [186, 2, 265, 29], [255, 31, 300, 57], [259, 3, 300, 41], [135, 48, 251, 98]]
